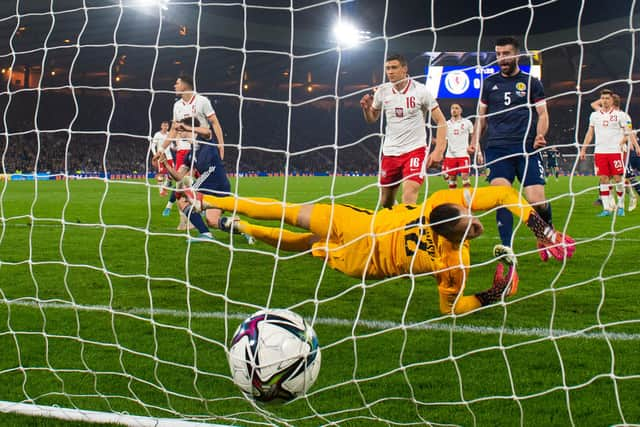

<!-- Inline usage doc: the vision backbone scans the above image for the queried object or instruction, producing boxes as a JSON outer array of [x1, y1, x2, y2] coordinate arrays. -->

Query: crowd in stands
[[0, 99, 600, 176]]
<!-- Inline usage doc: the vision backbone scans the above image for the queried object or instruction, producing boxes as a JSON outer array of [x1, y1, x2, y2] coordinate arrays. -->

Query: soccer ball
[[228, 309, 321, 402]]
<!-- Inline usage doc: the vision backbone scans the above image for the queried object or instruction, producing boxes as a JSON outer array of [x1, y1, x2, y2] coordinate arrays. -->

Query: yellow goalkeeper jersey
[[310, 186, 533, 281]]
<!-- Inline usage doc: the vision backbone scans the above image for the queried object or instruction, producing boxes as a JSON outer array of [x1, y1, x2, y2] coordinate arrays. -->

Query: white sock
[[616, 182, 625, 208]]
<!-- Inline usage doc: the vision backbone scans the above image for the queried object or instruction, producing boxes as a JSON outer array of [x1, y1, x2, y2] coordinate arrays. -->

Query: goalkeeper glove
[[475, 264, 519, 307], [526, 212, 576, 261]]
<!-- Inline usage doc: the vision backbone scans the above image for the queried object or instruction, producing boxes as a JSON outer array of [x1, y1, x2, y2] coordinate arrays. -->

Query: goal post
[[0, 1, 639, 426]]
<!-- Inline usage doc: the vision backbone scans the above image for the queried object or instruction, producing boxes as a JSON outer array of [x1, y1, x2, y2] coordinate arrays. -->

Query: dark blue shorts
[[485, 144, 546, 186], [186, 144, 231, 197], [628, 150, 640, 172]]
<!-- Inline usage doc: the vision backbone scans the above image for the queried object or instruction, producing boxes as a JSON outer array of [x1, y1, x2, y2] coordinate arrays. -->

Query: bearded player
[[473, 36, 553, 261]]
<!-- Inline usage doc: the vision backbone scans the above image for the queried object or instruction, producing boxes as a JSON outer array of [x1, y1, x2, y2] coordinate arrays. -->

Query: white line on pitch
[[3, 299, 639, 342]]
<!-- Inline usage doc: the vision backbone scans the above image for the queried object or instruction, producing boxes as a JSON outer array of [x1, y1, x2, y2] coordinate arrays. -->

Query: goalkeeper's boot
[[492, 245, 517, 266], [219, 217, 256, 245], [629, 196, 637, 212], [617, 207, 625, 217], [219, 216, 241, 234]]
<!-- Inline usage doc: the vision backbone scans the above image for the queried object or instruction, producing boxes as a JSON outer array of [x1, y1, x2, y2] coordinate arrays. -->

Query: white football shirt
[[173, 94, 215, 151], [445, 118, 473, 158], [589, 109, 630, 154], [151, 131, 173, 160], [372, 80, 439, 156]]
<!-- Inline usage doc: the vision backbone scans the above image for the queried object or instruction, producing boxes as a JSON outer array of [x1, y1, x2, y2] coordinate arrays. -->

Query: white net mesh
[[0, 1, 639, 426]]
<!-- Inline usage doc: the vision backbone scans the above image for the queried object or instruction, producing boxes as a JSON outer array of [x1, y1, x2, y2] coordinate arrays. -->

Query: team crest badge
[[444, 70, 470, 95], [515, 81, 527, 97], [395, 107, 404, 118]]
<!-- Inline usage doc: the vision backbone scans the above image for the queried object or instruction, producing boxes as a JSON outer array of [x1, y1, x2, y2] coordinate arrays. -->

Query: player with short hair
[[155, 74, 226, 230], [473, 36, 553, 260], [150, 121, 172, 196], [192, 186, 575, 315], [592, 94, 640, 211], [443, 103, 475, 189], [360, 53, 447, 208], [159, 118, 253, 244], [580, 89, 632, 216]]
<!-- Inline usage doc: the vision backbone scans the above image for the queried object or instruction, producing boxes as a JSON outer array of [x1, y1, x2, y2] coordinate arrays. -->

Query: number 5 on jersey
[[504, 92, 511, 106]]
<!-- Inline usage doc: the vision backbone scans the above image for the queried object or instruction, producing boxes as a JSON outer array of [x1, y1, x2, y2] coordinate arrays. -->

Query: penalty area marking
[[3, 299, 639, 342]]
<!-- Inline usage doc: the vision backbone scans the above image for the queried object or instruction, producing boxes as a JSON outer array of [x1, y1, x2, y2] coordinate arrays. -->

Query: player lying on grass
[[189, 186, 576, 315]]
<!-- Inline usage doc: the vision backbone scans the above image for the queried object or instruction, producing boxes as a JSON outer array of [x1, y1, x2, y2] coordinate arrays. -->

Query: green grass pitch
[[0, 175, 638, 426]]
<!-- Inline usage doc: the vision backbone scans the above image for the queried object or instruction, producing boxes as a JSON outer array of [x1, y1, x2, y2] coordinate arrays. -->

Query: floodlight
[[333, 20, 370, 48]]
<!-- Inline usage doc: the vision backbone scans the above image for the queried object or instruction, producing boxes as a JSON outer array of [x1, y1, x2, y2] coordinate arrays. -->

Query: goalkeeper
[[193, 187, 575, 315]]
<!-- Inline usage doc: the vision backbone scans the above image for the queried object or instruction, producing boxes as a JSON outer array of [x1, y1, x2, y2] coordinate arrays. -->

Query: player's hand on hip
[[533, 134, 547, 149], [579, 150, 586, 161]]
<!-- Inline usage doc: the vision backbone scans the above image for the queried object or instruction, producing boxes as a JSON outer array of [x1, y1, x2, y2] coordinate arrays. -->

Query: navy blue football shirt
[[480, 70, 545, 148]]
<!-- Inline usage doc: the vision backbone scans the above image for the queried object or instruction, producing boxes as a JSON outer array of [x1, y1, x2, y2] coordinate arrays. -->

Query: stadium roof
[[0, 1, 637, 103]]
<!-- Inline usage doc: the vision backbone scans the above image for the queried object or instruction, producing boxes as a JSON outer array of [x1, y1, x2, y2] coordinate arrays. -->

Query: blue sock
[[169, 191, 177, 203], [496, 208, 514, 247], [182, 206, 209, 234]]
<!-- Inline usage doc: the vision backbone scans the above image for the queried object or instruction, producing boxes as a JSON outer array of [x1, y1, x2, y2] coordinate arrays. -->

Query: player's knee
[[206, 211, 221, 228]]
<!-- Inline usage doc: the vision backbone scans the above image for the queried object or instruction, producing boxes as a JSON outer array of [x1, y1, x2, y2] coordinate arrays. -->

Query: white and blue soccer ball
[[228, 309, 321, 402]]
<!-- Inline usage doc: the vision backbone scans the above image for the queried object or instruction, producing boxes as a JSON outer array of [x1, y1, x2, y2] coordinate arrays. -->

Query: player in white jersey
[[150, 121, 172, 196], [443, 103, 474, 189], [360, 53, 447, 208], [591, 94, 640, 212], [164, 74, 225, 163], [580, 89, 631, 216], [154, 74, 226, 229]]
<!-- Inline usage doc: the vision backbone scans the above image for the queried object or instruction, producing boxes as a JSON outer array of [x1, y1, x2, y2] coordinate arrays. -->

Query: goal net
[[0, 0, 639, 426]]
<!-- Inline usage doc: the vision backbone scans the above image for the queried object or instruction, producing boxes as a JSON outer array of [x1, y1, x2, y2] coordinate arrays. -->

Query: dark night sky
[[0, 0, 638, 171]]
